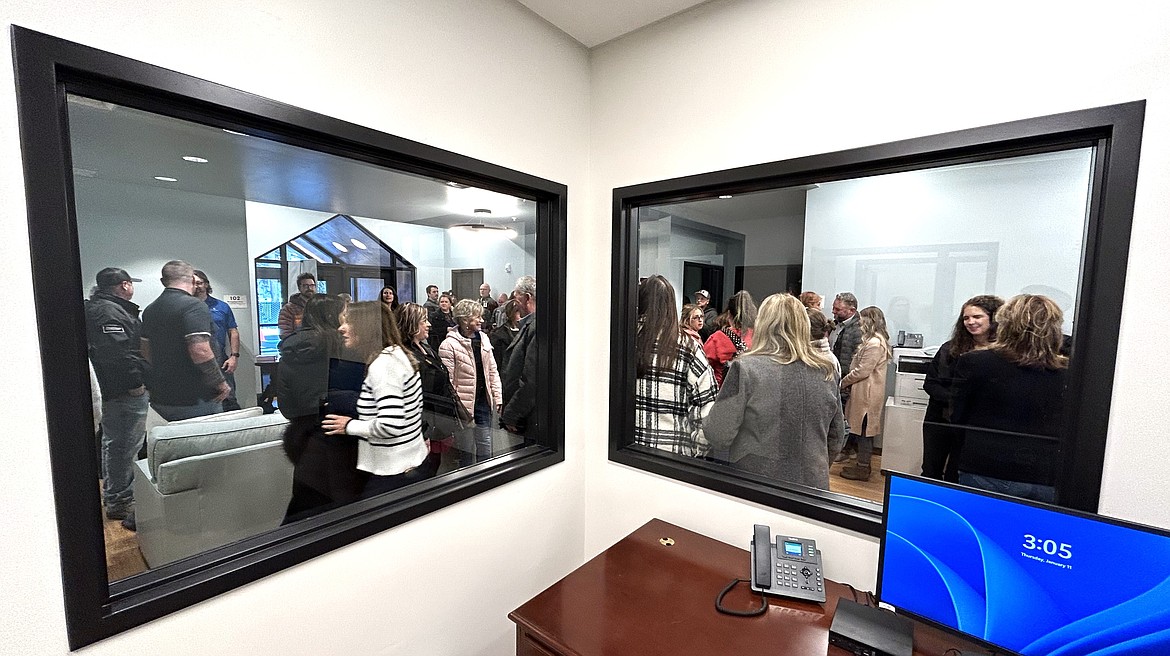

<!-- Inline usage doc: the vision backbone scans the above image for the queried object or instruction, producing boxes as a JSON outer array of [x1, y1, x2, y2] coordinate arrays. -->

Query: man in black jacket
[[501, 275, 537, 437], [85, 267, 150, 529]]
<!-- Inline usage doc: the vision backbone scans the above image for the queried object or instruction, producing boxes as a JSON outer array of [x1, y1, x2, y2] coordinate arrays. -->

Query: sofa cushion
[[147, 413, 289, 481]]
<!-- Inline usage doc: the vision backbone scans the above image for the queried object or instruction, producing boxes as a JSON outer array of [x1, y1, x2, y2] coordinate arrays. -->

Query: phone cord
[[714, 578, 768, 617]]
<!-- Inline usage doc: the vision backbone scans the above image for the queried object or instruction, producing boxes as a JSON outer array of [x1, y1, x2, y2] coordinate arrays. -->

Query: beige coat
[[439, 331, 503, 417], [840, 336, 890, 436]]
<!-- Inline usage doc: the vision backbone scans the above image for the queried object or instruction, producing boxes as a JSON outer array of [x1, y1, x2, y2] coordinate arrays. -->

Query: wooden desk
[[510, 519, 978, 656]]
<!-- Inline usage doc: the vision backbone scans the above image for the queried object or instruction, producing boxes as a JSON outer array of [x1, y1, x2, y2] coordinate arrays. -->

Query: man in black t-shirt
[[141, 260, 230, 421]]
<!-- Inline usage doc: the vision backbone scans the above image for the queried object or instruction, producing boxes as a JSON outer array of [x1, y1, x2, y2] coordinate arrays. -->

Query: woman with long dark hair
[[380, 285, 400, 312], [397, 302, 454, 475], [277, 294, 367, 521], [706, 294, 845, 489], [490, 299, 522, 371], [321, 301, 429, 496], [703, 290, 758, 387], [838, 306, 892, 482], [950, 294, 1068, 502], [634, 275, 718, 456], [921, 295, 1005, 482]]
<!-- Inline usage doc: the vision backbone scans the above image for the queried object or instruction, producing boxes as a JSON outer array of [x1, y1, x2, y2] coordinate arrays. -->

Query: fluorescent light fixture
[[331, 241, 349, 253], [153, 176, 178, 182], [448, 223, 518, 239], [222, 129, 247, 136], [444, 186, 522, 216], [182, 155, 209, 163], [350, 238, 368, 250], [718, 195, 733, 199]]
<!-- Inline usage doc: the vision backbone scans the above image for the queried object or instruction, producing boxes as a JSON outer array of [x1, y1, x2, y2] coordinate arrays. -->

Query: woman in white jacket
[[322, 301, 430, 496], [440, 299, 502, 461]]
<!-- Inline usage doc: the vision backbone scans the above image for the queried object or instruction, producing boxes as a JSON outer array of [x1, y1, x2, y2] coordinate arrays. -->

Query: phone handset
[[749, 524, 826, 603]]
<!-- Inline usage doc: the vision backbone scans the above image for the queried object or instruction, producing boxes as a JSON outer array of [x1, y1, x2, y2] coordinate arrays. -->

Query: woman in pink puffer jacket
[[440, 300, 503, 460]]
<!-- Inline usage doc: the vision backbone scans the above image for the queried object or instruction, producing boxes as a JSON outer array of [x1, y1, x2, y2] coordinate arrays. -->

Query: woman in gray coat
[[706, 294, 846, 490]]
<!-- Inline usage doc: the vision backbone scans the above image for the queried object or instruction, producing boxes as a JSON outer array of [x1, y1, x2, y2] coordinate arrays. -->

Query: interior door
[[451, 268, 483, 301]]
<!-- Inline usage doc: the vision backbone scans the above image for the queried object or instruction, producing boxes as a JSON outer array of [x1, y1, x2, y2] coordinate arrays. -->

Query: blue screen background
[[879, 476, 1170, 655]]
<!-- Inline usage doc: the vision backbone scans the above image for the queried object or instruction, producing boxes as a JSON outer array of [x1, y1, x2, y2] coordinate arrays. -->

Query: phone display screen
[[783, 541, 803, 556]]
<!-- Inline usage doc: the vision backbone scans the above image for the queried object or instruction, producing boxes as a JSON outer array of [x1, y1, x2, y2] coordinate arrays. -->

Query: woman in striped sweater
[[321, 301, 431, 496]]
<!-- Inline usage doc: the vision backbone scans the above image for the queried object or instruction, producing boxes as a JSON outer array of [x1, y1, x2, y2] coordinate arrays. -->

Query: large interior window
[[14, 27, 566, 648], [610, 102, 1143, 535]]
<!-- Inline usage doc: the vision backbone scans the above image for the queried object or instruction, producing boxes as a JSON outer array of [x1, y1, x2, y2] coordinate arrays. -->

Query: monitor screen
[[878, 473, 1170, 655]]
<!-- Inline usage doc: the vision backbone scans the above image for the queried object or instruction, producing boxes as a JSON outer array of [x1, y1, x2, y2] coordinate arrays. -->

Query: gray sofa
[[132, 408, 292, 568]]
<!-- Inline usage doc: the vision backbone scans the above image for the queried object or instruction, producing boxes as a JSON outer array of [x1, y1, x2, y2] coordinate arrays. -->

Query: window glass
[[68, 93, 541, 580], [632, 148, 1093, 506]]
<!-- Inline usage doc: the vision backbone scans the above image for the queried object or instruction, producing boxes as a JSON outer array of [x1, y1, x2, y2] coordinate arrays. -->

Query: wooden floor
[[827, 453, 886, 503], [103, 507, 148, 581]]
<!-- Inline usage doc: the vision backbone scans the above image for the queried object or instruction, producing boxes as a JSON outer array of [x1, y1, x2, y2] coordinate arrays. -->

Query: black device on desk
[[749, 524, 825, 603]]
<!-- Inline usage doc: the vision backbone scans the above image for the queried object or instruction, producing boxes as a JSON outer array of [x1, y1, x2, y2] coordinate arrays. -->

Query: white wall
[[0, 1, 589, 654], [76, 177, 259, 407], [8, 0, 1170, 652], [588, 0, 1170, 591]]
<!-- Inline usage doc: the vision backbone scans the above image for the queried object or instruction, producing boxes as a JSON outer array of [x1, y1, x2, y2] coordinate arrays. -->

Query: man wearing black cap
[[141, 260, 230, 422], [85, 267, 149, 530]]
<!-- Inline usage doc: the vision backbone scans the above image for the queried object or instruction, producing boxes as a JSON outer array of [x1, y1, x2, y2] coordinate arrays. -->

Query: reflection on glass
[[635, 147, 1093, 505], [67, 94, 540, 581]]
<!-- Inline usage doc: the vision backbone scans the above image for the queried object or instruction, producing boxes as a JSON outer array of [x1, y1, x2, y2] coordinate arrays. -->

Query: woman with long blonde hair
[[950, 294, 1068, 502], [706, 294, 845, 490], [838, 306, 892, 481]]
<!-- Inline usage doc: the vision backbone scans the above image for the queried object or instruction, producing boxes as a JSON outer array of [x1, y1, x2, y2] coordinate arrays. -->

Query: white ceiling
[[515, 0, 710, 48], [66, 95, 537, 232]]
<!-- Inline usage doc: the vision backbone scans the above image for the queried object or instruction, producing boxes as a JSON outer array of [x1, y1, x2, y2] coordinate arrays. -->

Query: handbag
[[449, 378, 473, 423]]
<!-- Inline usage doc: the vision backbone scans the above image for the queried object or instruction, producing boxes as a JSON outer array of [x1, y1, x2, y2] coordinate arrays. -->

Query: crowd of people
[[631, 277, 1069, 499], [276, 274, 539, 521], [86, 261, 242, 531], [85, 260, 540, 529]]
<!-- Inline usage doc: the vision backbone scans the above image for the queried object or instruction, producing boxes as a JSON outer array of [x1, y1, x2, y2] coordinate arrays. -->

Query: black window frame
[[12, 26, 567, 649], [609, 101, 1144, 536]]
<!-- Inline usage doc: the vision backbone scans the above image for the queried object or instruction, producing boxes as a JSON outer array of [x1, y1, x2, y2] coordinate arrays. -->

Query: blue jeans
[[101, 392, 150, 512], [151, 399, 223, 422], [474, 397, 493, 460], [959, 473, 1056, 503]]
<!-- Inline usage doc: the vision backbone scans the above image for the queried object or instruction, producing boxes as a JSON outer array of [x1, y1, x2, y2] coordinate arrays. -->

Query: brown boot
[[840, 463, 872, 481]]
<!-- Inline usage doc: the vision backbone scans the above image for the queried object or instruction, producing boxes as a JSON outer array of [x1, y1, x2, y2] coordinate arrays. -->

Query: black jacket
[[85, 291, 147, 397], [501, 313, 537, 429]]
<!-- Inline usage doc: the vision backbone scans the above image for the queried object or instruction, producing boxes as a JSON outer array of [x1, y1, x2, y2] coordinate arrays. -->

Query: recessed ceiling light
[[350, 238, 368, 250], [222, 129, 247, 136], [154, 176, 178, 182], [331, 241, 349, 253], [718, 195, 733, 199], [182, 155, 209, 163]]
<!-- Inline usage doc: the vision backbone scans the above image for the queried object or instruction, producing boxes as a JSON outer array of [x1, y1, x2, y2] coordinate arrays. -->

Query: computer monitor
[[877, 472, 1170, 656]]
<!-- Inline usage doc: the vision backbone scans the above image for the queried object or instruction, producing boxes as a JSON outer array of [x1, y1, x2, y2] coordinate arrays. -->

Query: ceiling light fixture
[[222, 129, 247, 136], [154, 176, 178, 182], [331, 241, 349, 253], [182, 155, 209, 163], [718, 195, 733, 199], [350, 238, 368, 250]]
